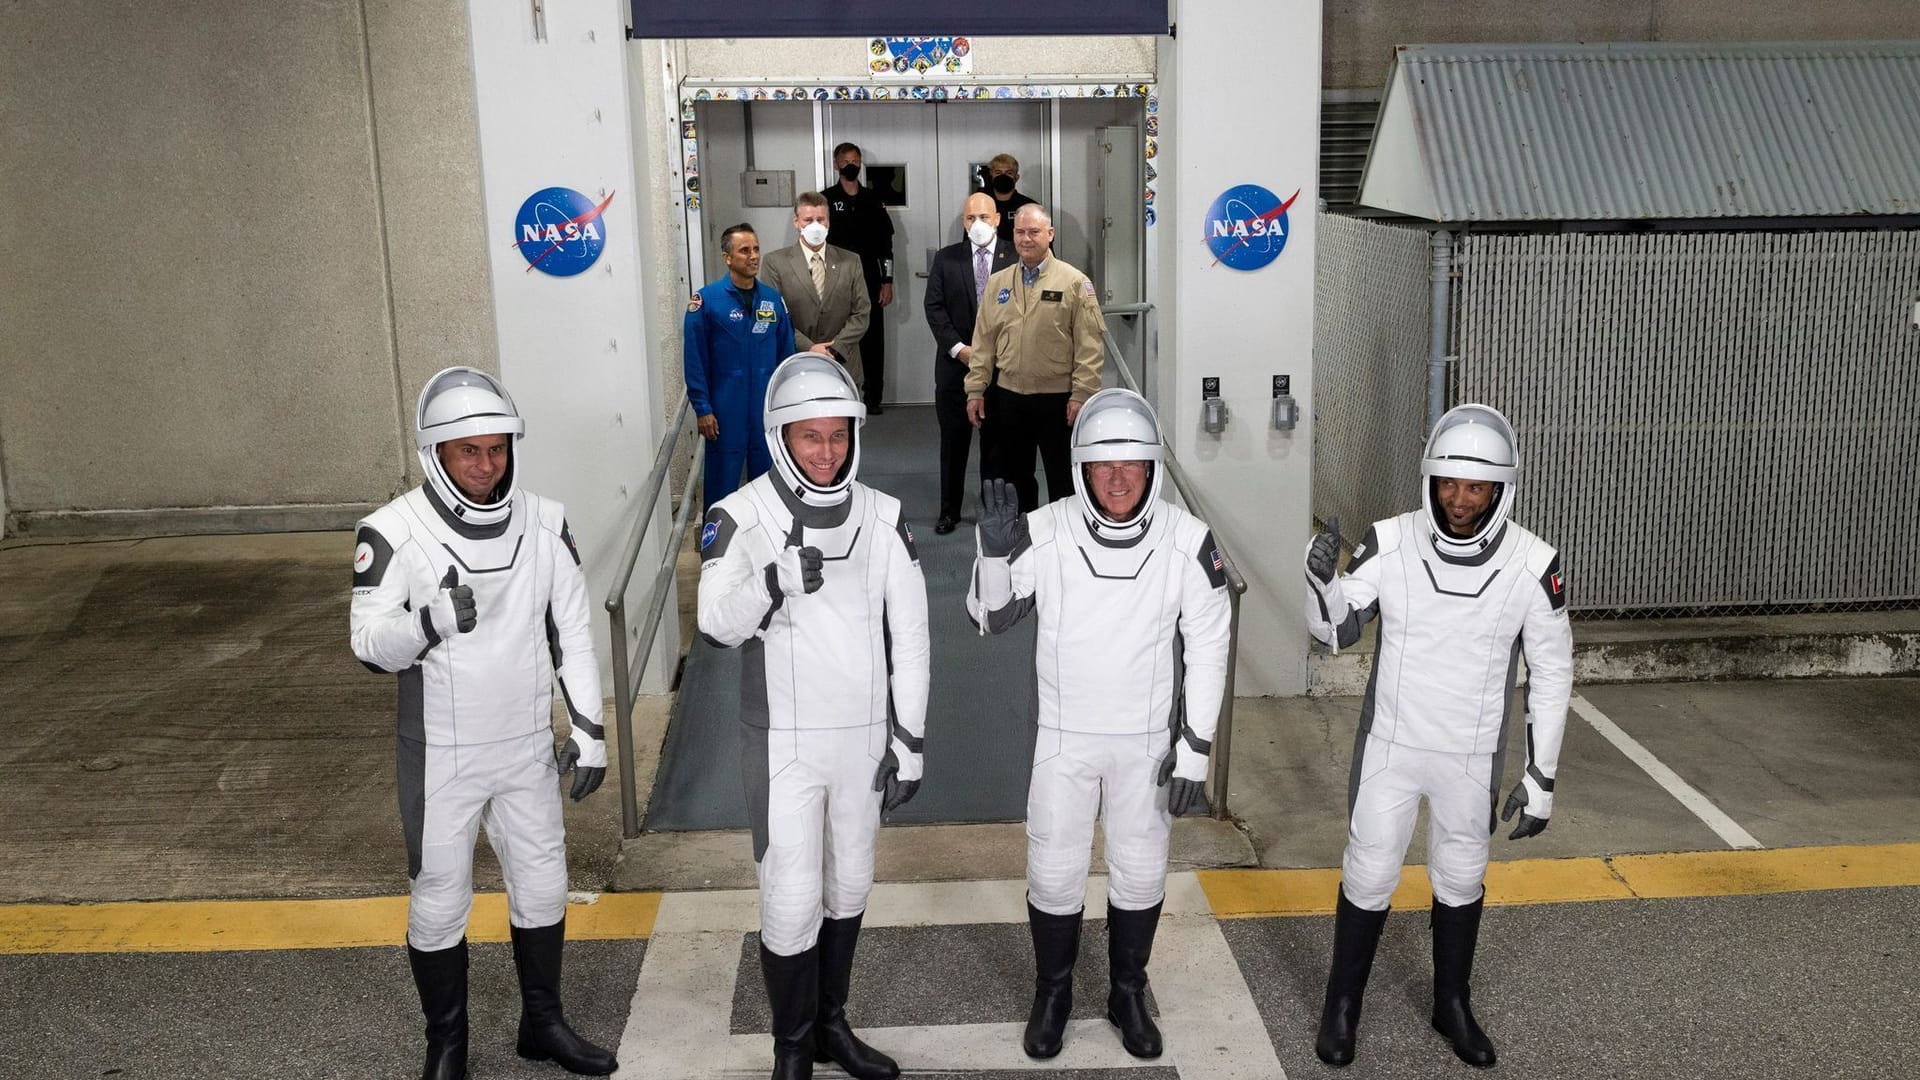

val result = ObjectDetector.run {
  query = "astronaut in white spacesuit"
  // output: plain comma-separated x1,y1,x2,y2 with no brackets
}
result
696,353,931,1080
350,367,616,1080
967,388,1233,1062
1302,403,1573,1069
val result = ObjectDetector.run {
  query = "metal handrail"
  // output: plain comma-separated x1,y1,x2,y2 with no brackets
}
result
604,394,705,839
1099,306,1250,821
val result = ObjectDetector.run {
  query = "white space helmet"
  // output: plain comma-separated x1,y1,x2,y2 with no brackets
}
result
1070,388,1165,540
1420,403,1518,556
764,353,867,506
416,366,524,526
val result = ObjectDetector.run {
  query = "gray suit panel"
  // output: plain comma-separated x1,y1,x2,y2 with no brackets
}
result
760,242,871,389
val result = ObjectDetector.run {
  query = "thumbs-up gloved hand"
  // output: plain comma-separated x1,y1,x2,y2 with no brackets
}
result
1306,516,1342,585
765,520,825,598
426,565,477,638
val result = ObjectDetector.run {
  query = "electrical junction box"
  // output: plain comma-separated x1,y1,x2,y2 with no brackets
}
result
741,170,795,208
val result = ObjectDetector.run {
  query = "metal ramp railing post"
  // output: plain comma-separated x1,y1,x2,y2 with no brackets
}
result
605,395,704,840
1100,306,1250,821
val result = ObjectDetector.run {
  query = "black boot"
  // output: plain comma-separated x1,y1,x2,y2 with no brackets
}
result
1431,896,1497,1068
1022,901,1083,1059
762,941,820,1080
1105,901,1163,1059
510,920,619,1075
1314,891,1390,1067
407,939,469,1080
812,915,899,1079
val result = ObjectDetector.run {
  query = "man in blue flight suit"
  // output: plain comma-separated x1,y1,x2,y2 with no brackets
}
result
686,223,798,510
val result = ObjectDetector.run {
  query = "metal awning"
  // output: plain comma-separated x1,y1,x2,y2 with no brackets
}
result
1358,41,1920,222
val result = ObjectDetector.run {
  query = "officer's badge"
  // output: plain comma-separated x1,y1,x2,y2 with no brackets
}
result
687,293,703,312
997,287,1011,304
756,300,777,322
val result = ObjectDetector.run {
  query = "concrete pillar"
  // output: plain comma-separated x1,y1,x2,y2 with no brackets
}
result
466,0,670,692
1161,1,1322,695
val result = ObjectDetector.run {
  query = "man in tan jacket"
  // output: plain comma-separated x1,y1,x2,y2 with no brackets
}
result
965,204,1106,512
761,191,873,390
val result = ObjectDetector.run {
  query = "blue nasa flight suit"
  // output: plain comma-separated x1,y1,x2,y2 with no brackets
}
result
684,276,796,510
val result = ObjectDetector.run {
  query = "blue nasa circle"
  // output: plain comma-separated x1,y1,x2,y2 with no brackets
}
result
514,187,608,277
1204,183,1291,271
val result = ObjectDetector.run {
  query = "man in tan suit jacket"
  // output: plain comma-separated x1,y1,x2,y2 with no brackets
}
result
760,192,872,390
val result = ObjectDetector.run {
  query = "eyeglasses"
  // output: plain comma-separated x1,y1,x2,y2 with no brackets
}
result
1086,461,1148,478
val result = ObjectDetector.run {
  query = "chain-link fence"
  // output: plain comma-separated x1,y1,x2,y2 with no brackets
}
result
1316,214,1920,619
1454,229,1920,617
1312,213,1430,538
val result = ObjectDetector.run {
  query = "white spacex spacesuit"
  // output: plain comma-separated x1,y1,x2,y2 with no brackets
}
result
351,366,615,1080
1302,403,1572,1070
968,388,1232,1062
697,353,929,1080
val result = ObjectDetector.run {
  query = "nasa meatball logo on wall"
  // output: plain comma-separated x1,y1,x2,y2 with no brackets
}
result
1204,184,1301,271
513,187,615,276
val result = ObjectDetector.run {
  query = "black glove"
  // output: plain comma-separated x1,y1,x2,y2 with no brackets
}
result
767,520,825,597
1306,517,1342,585
1156,752,1208,816
556,737,607,802
872,760,921,815
1500,782,1548,839
977,478,1028,559
427,565,477,636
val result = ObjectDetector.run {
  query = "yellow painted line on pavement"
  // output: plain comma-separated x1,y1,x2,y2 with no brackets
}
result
1611,843,1920,899
1198,843,1920,918
0,892,659,955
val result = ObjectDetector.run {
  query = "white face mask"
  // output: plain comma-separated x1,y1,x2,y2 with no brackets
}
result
799,221,829,248
967,219,996,247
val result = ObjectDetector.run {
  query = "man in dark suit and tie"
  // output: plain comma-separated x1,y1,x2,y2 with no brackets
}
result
924,192,1016,535
761,191,873,391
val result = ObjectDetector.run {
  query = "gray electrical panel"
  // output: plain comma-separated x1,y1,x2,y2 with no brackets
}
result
741,170,795,208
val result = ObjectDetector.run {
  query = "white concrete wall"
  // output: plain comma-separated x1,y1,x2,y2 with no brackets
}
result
468,0,668,692
1161,2,1323,696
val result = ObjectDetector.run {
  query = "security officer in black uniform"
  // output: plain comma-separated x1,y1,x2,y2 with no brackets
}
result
822,142,895,414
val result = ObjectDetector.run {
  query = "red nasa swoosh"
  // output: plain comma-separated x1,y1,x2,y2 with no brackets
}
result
1210,188,1301,268
515,191,617,273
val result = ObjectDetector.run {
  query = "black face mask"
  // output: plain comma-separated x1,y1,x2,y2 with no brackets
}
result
838,162,861,181
991,173,1016,195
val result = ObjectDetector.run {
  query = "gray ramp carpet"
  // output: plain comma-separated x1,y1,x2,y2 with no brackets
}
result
644,404,1044,830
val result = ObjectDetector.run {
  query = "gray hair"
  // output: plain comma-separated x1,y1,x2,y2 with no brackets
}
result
1014,203,1052,230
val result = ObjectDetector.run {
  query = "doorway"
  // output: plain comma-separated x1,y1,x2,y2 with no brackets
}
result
689,93,1147,406
826,101,1047,405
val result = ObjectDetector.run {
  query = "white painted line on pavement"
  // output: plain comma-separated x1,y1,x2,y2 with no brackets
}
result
1154,910,1291,1080
726,1020,1153,1071
1570,694,1762,850
613,873,1285,1079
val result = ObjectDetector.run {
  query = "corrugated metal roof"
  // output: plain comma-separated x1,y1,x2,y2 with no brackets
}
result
1358,41,1920,222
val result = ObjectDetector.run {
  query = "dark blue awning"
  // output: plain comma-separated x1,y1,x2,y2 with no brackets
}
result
629,2,1168,38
